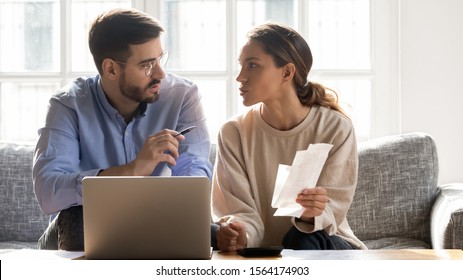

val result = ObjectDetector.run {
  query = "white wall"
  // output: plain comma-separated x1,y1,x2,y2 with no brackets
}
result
400,0,463,184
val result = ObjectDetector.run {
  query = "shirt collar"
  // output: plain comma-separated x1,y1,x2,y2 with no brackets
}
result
96,76,119,120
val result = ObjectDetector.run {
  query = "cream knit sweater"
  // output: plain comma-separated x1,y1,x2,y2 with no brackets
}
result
212,104,367,249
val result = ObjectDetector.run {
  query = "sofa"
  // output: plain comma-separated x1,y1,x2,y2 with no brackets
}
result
1,132,462,250
346,132,463,249
0,141,49,249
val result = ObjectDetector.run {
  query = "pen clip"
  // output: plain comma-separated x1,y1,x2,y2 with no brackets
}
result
174,125,196,137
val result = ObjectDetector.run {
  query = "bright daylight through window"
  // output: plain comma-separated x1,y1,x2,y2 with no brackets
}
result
0,0,373,142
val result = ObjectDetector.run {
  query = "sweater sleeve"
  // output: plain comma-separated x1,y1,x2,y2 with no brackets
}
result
211,121,265,247
293,119,358,235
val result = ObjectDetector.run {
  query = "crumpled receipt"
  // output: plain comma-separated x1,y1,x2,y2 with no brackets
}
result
271,143,333,217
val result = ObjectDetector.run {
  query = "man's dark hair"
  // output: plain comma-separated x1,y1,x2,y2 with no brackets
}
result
88,8,164,74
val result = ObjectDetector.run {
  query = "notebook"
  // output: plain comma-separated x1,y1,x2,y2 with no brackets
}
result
82,176,212,260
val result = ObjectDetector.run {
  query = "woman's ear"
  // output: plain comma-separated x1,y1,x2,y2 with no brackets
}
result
101,58,119,80
283,63,296,82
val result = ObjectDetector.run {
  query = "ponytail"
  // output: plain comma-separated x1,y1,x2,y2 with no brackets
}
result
297,81,350,120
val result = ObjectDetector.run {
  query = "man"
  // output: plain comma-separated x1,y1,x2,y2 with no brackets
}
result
33,8,212,250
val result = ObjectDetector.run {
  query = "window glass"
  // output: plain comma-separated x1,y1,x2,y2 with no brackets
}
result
0,82,59,142
0,0,60,72
236,0,296,59
0,0,131,141
195,80,227,141
0,0,376,143
162,0,227,71
316,78,372,140
308,0,371,70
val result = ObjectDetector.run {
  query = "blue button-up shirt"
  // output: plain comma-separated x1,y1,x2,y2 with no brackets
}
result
33,73,212,216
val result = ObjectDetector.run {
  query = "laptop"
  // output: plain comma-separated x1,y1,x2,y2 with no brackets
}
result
82,176,212,260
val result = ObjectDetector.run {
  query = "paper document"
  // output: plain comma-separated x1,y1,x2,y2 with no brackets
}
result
271,143,333,217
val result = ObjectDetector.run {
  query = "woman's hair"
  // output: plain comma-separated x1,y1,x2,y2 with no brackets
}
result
88,8,164,74
247,23,348,118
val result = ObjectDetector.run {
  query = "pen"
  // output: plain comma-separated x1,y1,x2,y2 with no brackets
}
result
174,126,196,137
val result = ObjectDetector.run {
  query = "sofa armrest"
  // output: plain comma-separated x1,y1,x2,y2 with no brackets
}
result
431,183,463,249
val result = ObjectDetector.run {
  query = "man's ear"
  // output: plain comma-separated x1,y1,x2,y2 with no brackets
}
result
283,63,296,81
101,58,119,80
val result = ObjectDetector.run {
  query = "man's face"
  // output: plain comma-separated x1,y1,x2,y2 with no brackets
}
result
118,38,166,103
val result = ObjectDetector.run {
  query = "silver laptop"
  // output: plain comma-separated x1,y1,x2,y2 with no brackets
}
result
82,176,212,260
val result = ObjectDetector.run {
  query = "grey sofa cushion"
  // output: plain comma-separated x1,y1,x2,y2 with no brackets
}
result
0,142,48,242
347,133,439,248
431,184,463,249
446,210,463,248
0,241,38,249
363,237,430,250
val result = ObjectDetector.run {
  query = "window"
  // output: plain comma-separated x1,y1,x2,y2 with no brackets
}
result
152,0,389,141
0,0,398,143
0,0,131,142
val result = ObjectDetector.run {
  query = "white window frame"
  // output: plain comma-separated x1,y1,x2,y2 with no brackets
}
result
370,0,401,137
0,0,141,101
0,0,399,141
145,0,400,140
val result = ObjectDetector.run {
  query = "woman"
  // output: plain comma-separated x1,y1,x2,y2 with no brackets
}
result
212,23,366,251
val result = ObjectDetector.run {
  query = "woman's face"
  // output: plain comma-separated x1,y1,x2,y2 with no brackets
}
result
236,39,286,107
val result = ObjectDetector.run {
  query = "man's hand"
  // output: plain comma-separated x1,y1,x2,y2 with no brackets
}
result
132,129,185,175
98,129,184,176
296,187,329,223
216,221,247,252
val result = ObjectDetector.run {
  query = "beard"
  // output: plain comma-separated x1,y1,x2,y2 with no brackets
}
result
118,72,161,103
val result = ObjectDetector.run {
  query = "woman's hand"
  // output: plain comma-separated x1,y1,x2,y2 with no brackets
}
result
296,187,329,223
216,221,247,252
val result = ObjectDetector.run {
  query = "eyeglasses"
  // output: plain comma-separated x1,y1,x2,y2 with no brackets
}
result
114,51,169,77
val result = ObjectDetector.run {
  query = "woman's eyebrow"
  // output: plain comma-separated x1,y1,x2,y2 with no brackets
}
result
239,56,260,63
